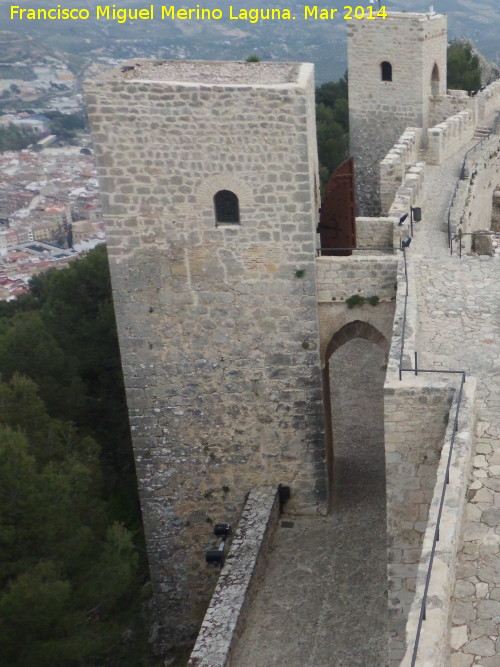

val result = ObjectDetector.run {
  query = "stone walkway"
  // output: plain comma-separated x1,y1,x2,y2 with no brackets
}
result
410,140,500,666
231,339,389,666
230,135,499,666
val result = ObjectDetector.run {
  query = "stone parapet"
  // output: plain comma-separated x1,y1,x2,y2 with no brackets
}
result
386,163,426,223
386,250,416,381
380,128,423,214
476,79,500,123
401,377,477,667
429,89,473,128
315,254,398,303
188,487,280,667
385,377,455,665
450,135,500,253
426,109,476,165
355,216,395,249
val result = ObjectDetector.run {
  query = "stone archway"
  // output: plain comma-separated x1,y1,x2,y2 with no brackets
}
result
322,320,389,509
325,319,390,360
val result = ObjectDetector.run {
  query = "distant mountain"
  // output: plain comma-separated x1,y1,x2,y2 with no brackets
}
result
0,1,498,84
396,1,500,67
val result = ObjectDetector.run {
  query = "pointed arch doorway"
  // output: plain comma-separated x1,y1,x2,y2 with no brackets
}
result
322,320,389,511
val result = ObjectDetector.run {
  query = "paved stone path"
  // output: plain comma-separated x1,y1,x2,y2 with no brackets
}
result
410,140,500,666
231,339,389,666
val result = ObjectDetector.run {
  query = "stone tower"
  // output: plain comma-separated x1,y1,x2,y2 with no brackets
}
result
84,61,326,645
348,11,447,214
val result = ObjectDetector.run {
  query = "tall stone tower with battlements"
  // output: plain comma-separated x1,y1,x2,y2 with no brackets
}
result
348,11,447,215
84,61,326,645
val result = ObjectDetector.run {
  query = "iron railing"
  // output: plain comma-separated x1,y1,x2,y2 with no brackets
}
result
451,230,500,257
404,364,466,667
460,133,493,180
316,246,395,256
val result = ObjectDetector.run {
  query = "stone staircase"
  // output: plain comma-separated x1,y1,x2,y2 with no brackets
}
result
474,125,492,139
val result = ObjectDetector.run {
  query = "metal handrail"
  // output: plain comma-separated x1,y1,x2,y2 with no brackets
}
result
460,133,493,180
316,246,395,255
404,366,466,666
398,249,409,381
447,179,461,248
451,230,500,258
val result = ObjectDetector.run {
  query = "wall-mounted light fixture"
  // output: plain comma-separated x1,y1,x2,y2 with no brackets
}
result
205,524,232,567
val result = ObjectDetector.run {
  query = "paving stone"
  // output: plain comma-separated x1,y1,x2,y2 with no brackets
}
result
462,636,495,656
469,619,498,639
452,601,477,625
482,509,500,527
450,654,474,667
475,582,489,598
450,625,469,649
477,657,500,667
477,556,500,584
455,580,476,598
477,599,500,619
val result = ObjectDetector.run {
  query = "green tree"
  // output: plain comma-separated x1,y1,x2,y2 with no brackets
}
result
447,40,481,93
315,73,350,193
0,124,36,151
0,247,159,665
27,247,136,502
0,311,85,423
0,381,142,666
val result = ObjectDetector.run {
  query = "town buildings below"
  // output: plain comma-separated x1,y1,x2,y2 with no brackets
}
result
0,146,105,300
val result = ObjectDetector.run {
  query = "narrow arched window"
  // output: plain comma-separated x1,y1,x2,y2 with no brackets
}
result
381,61,392,82
214,190,240,224
431,63,440,96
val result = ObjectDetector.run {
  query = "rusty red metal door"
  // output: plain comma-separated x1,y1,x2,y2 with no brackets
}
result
317,158,356,256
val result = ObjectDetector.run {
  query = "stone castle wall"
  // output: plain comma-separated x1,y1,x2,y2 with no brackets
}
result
188,487,280,667
355,216,395,248
316,254,398,303
380,128,423,214
348,12,447,215
401,380,476,667
461,137,500,239
476,79,500,123
428,89,472,127
84,61,326,646
426,109,477,165
385,380,454,664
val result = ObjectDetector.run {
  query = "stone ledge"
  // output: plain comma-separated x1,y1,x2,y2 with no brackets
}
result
401,377,477,666
188,486,280,667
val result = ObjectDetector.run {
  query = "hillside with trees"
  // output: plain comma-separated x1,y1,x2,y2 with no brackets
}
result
0,246,160,666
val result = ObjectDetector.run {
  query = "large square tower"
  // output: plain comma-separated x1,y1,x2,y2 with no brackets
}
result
348,11,447,214
85,61,325,645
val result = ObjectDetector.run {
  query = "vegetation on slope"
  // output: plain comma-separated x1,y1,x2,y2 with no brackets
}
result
316,72,349,193
0,246,160,666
